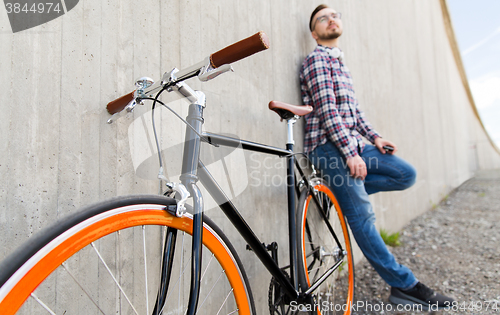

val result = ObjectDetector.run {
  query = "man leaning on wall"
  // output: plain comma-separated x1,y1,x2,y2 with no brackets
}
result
299,4,454,310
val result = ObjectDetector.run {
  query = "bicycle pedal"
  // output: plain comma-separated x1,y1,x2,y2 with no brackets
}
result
246,242,277,251
245,243,265,251
266,242,279,251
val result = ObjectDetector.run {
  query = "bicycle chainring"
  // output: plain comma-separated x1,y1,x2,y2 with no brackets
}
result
268,271,294,314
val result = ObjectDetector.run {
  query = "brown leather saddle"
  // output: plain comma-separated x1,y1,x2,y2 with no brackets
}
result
268,101,313,120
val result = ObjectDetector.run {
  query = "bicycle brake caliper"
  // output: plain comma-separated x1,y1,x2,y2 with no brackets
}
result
164,182,190,217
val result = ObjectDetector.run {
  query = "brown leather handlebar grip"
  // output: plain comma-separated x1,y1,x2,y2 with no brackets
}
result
210,31,270,68
106,91,135,115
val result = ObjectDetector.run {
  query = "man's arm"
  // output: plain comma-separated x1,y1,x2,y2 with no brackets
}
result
302,55,359,160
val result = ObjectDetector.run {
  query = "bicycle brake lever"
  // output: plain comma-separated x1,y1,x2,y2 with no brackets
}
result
198,64,234,82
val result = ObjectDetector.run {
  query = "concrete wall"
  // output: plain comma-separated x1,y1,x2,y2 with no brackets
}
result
1,0,499,313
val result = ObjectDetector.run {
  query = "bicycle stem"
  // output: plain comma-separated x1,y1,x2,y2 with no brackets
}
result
168,80,206,105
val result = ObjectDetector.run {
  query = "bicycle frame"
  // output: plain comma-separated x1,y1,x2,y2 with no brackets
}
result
156,84,346,314
200,131,347,299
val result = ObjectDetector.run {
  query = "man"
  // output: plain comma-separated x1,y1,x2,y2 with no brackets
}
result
299,4,454,310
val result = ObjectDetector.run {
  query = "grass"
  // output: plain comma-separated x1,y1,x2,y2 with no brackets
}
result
337,261,347,278
380,229,401,247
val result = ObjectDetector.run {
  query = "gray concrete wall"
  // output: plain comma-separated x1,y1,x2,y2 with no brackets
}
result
1,0,499,313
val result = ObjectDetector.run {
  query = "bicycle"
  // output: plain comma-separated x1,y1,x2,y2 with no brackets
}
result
0,31,354,315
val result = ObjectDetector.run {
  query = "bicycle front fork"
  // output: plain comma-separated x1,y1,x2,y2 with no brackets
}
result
156,96,206,315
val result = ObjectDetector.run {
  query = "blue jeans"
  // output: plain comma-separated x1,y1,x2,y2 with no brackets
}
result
308,141,418,290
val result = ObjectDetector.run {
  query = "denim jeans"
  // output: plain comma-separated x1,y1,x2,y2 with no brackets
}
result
308,141,418,290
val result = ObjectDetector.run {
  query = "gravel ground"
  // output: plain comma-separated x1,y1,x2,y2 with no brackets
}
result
352,170,500,315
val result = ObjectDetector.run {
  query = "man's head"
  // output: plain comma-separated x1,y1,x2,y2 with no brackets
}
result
309,4,343,44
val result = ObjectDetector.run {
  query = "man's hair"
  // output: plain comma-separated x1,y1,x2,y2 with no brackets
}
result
309,4,330,31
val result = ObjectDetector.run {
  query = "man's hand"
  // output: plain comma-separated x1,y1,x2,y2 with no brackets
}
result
346,155,367,180
374,137,398,155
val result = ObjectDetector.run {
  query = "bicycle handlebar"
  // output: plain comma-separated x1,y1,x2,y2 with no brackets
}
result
106,31,270,115
209,31,269,68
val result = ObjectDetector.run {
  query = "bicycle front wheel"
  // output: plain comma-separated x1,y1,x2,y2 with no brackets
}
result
0,195,255,315
296,179,354,315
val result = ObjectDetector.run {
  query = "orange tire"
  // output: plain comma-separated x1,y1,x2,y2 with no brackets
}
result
0,195,254,315
296,179,355,315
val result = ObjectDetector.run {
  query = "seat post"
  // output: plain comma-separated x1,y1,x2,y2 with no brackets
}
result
287,116,298,146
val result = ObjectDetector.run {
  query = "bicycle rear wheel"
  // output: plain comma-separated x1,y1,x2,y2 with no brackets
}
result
296,179,354,315
0,195,255,315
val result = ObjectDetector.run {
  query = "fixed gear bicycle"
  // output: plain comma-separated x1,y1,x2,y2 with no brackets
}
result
0,32,354,315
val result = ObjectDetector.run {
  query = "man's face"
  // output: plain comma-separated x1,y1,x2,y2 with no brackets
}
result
311,8,343,41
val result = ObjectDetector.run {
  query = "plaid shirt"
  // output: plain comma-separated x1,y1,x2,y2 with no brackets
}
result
300,45,380,159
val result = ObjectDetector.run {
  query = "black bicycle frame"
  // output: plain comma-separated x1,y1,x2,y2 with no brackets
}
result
199,132,299,299
166,102,345,314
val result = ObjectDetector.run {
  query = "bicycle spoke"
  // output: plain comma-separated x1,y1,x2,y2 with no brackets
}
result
161,255,192,310
307,256,337,275
180,268,229,315
179,232,185,313
91,242,139,315
142,225,150,315
304,240,324,246
216,288,234,315
308,265,324,273
196,269,225,312
161,233,192,315
156,226,167,315
30,293,56,315
61,262,107,315
200,253,215,282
